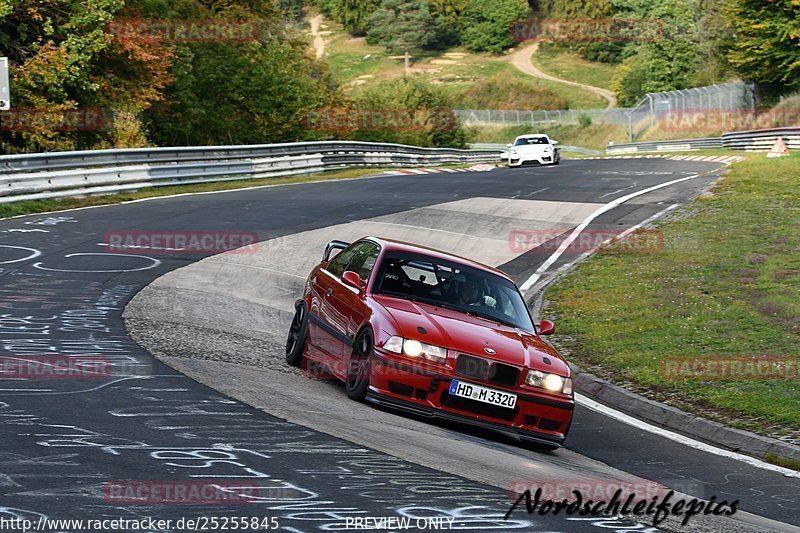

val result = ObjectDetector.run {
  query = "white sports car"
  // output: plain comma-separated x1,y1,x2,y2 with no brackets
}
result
502,134,560,167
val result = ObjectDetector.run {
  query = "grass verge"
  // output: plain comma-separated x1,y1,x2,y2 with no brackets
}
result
322,18,607,110
0,167,403,220
543,153,800,445
530,46,617,91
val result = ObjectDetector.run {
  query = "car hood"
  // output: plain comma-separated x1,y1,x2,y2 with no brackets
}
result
373,295,569,377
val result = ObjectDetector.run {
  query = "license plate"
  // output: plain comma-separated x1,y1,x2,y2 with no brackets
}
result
449,380,517,409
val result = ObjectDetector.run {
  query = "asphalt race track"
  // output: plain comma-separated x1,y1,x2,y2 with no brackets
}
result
1,158,798,533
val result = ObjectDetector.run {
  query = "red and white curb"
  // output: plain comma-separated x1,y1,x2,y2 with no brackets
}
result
586,154,746,163
669,154,746,163
383,163,496,176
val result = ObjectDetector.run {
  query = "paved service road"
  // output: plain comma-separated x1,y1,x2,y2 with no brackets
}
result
1,159,797,532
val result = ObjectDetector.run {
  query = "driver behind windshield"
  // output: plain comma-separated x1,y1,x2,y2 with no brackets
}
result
455,275,496,308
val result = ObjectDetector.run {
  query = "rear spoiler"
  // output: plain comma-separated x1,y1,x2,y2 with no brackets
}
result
323,240,351,262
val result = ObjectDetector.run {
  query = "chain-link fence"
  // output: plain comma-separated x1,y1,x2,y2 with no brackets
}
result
454,108,630,127
456,82,756,142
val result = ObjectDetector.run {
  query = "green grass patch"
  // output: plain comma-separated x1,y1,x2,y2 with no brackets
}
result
765,452,800,470
321,18,607,110
0,167,398,220
531,46,617,91
544,154,800,437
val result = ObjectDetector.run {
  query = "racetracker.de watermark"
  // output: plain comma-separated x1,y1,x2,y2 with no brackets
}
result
0,108,110,132
103,230,262,255
103,480,262,504
508,229,664,255
510,18,664,43
303,108,457,133
660,356,800,381
657,108,800,133
106,19,262,43
0,356,112,379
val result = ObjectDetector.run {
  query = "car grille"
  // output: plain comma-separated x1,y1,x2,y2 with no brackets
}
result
456,354,520,387
456,354,488,379
489,363,520,387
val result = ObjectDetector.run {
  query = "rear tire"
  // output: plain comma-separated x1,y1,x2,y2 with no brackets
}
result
285,302,309,367
345,328,374,401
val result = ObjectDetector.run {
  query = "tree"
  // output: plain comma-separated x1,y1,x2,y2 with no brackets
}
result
609,0,706,105
0,0,342,151
460,0,530,53
723,0,800,90
538,0,622,63
315,0,382,36
142,1,340,146
0,0,171,152
428,0,468,46
346,76,469,148
366,0,437,69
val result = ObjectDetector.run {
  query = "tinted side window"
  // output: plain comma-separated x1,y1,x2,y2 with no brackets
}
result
326,246,358,277
347,243,381,281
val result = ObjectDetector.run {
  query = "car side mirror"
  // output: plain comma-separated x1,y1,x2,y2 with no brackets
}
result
342,270,364,291
538,320,556,336
506,143,512,148
551,140,559,145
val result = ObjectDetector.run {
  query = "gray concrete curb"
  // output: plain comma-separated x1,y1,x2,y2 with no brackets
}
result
571,365,800,464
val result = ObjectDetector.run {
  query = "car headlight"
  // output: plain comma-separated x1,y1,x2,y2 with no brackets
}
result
526,370,571,394
509,149,518,155
383,336,447,364
544,146,553,152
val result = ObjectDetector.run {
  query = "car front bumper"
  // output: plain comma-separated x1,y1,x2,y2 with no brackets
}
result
366,351,573,448
509,153,556,166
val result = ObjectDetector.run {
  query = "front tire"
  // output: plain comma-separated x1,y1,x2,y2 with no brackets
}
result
345,328,374,401
285,302,309,367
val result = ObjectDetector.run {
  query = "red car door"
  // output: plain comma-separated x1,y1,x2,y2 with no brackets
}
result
309,245,359,359
325,242,381,355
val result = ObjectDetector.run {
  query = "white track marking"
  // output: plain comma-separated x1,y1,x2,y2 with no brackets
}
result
0,245,42,264
32,253,161,273
526,204,679,298
577,393,800,479
521,172,704,292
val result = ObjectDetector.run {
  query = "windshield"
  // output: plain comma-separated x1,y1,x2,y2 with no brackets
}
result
373,251,535,332
514,137,549,146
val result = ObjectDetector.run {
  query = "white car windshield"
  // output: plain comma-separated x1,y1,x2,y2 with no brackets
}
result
514,137,549,146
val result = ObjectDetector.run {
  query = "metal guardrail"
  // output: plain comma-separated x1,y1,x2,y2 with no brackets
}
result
721,127,800,151
606,138,723,155
606,127,800,154
0,141,499,204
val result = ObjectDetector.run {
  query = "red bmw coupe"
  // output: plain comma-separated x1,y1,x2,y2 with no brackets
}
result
285,237,574,450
